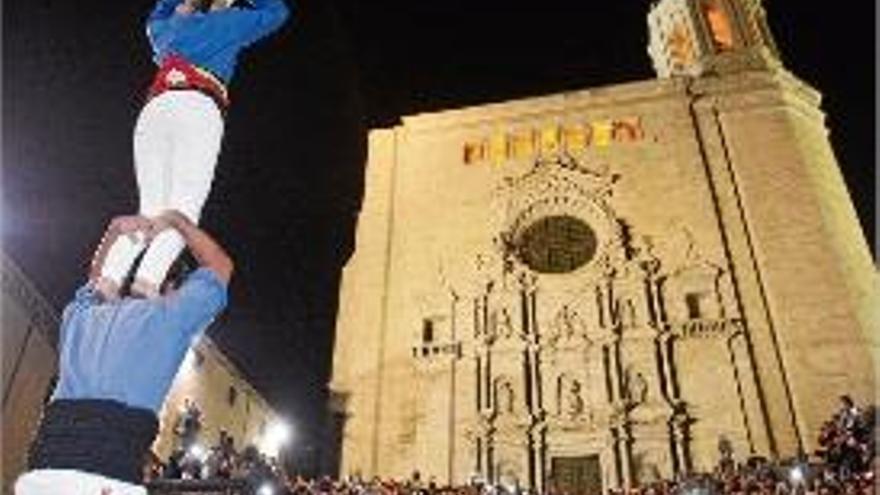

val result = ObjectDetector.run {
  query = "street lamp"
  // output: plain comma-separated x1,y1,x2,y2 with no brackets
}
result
188,444,207,461
790,463,808,486
259,420,292,458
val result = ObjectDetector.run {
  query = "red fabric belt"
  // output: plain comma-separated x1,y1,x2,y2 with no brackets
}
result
147,55,229,110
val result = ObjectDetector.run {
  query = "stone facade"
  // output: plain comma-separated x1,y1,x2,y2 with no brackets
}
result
153,337,280,463
330,0,878,492
2,253,59,494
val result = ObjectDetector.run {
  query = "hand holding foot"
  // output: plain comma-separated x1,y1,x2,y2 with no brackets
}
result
110,215,154,243
91,215,153,300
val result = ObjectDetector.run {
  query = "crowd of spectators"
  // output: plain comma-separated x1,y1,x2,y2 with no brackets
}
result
145,396,875,495
143,400,288,494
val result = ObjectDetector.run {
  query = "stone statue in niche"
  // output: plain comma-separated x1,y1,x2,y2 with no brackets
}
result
632,451,667,485
615,218,636,260
496,381,515,415
622,366,648,407
682,227,704,266
560,377,585,418
670,400,694,434
496,459,521,488
497,307,515,338
633,235,661,275
493,232,517,277
618,298,638,328
638,460,662,485
558,306,578,339
717,435,735,476
549,305,593,349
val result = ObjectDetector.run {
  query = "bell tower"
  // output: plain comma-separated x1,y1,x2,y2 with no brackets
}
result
647,0,782,77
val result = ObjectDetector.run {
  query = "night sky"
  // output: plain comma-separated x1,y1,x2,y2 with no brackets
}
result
3,0,874,470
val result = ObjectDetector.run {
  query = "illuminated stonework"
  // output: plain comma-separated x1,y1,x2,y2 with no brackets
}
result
2,254,58,495
153,338,280,462
463,119,643,166
702,0,734,51
647,0,782,78
331,1,878,493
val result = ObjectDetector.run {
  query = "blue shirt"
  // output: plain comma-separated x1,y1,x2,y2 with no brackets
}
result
52,268,228,413
147,0,291,84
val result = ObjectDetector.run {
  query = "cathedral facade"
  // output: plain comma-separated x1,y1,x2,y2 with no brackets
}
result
330,0,878,493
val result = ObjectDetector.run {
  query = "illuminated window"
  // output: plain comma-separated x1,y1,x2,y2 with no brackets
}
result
702,0,734,51
612,118,644,142
563,125,588,153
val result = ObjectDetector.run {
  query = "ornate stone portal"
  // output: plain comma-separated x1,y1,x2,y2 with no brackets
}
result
402,154,750,491
330,0,877,492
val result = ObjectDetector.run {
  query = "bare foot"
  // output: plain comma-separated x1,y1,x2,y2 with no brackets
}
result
130,278,160,299
94,277,120,301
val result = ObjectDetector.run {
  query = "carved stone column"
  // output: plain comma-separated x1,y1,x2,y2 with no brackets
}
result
612,420,634,489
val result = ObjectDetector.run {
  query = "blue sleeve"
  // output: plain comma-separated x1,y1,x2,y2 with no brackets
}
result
146,0,184,53
212,0,291,49
161,268,229,339
148,0,183,23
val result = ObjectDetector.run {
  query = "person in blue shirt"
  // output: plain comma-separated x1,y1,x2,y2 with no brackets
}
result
15,210,234,495
98,0,289,301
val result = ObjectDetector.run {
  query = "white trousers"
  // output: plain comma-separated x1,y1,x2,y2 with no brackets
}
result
100,91,224,287
15,469,148,495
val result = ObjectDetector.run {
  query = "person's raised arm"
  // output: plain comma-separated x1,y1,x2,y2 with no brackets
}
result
152,210,234,285
217,0,291,48
146,0,187,52
148,0,186,23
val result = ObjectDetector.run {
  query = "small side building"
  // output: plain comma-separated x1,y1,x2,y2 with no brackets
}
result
2,253,59,494
154,338,281,463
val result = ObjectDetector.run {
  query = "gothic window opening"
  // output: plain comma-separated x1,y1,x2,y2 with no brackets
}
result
422,319,434,343
685,292,705,320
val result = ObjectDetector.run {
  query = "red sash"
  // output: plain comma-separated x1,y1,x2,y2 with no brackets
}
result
147,54,229,110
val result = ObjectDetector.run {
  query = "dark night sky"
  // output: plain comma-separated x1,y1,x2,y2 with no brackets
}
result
3,0,875,466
